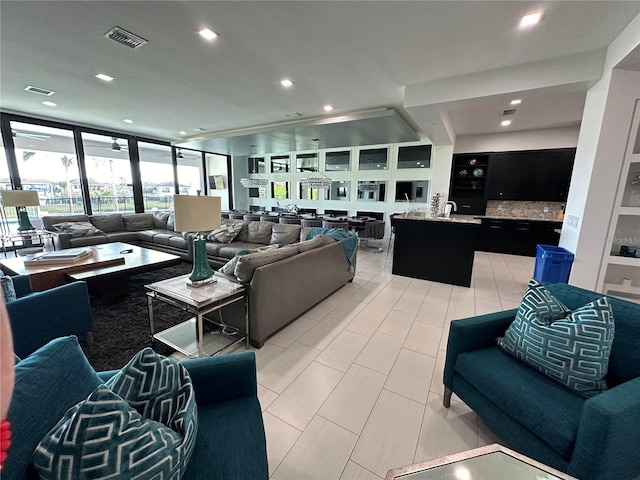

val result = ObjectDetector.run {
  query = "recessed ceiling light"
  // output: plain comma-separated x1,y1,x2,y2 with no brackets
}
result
179,131,187,135
198,28,218,40
323,104,334,112
520,12,542,27
123,119,133,124
42,101,56,107
280,78,294,88
95,73,114,82
510,99,522,105
501,120,512,127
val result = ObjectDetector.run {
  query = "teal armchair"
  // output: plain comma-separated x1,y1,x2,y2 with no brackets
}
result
443,283,640,480
5,275,93,358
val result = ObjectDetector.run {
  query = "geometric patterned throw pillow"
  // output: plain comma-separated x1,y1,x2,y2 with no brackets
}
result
33,385,184,480
498,296,615,398
207,221,244,243
517,278,572,325
106,348,198,461
33,348,198,480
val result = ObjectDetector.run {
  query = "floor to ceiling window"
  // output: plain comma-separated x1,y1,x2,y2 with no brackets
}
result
139,142,175,212
177,149,204,196
81,132,135,214
6,121,80,226
206,152,230,210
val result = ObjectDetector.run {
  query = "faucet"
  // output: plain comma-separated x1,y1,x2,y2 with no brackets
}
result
444,201,457,218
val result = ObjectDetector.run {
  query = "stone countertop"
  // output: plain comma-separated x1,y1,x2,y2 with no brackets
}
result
393,212,481,225
474,215,563,223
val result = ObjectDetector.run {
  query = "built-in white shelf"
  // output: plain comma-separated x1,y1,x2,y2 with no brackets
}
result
607,255,640,267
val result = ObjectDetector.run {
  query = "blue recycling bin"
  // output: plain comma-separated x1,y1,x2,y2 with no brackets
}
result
533,245,574,283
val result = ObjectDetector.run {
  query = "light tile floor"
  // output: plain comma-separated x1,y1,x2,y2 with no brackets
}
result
242,248,534,479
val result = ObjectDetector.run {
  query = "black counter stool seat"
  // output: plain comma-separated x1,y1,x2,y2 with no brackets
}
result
279,217,301,225
260,215,280,223
359,220,385,252
243,214,262,222
301,219,323,228
229,213,246,220
322,220,349,231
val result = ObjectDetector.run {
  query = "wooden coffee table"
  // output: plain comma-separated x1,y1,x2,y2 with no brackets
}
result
0,242,181,296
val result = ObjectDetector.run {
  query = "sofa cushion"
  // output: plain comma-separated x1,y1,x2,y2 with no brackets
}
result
166,213,175,231
270,223,301,245
68,235,109,248
298,235,335,253
234,245,298,282
53,221,103,237
455,347,584,459
33,386,187,480
90,214,125,233
498,296,614,398
122,213,155,231
42,214,90,232
208,222,244,243
153,211,171,229
246,221,273,245
4,337,103,480
168,235,187,249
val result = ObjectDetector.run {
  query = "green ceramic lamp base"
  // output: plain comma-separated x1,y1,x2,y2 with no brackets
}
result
188,236,214,286
16,210,36,231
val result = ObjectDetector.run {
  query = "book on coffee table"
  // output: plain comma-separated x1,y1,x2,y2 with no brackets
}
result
23,247,94,265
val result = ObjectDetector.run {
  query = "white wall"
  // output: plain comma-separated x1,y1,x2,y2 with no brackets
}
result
453,127,579,153
230,139,448,237
560,12,640,289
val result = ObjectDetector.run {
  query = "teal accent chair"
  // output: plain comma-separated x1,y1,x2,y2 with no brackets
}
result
443,283,640,480
6,337,269,480
5,275,94,358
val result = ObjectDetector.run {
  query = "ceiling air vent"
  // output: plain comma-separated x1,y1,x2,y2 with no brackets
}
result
502,109,516,116
24,85,55,96
104,26,148,49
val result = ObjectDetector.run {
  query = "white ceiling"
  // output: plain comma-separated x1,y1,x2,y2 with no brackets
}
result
1,1,638,155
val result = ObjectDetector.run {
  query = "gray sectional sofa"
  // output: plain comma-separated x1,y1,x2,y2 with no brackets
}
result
41,213,357,347
41,212,190,260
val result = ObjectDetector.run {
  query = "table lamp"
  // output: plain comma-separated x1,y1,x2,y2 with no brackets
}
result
0,190,40,232
173,194,221,287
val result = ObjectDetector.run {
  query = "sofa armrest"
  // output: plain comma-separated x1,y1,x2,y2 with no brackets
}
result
443,309,517,389
6,281,93,358
181,351,258,405
568,377,640,480
51,232,72,250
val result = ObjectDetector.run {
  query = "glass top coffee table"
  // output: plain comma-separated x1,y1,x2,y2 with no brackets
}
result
385,444,576,480
146,273,248,358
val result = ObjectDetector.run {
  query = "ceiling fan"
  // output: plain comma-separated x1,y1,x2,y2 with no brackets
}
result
12,131,50,141
109,137,128,151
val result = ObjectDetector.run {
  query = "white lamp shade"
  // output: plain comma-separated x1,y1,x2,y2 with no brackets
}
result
0,189,40,207
173,195,221,232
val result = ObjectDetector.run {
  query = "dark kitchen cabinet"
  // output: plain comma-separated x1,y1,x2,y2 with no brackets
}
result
478,219,562,256
487,148,575,201
449,154,490,215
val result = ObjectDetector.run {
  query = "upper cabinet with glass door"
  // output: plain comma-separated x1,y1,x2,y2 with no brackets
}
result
325,151,350,172
359,148,387,171
397,145,432,169
271,155,290,173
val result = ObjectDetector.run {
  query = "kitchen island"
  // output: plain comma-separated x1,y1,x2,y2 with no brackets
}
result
392,212,481,287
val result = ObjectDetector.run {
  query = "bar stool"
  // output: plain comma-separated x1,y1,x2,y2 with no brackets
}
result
243,214,262,222
260,215,279,223
301,219,323,228
322,220,349,231
279,217,301,225
228,213,245,220
359,220,385,252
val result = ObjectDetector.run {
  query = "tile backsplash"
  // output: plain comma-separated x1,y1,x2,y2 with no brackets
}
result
485,200,566,220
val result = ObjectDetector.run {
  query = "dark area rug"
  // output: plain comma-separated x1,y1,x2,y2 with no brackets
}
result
80,262,193,371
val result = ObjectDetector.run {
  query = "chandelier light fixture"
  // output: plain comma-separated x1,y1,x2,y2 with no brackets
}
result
299,138,332,189
240,145,269,188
